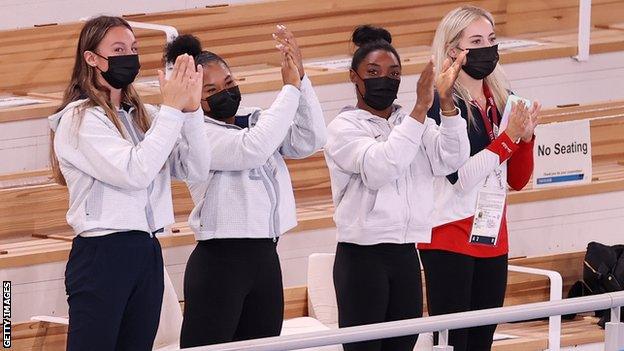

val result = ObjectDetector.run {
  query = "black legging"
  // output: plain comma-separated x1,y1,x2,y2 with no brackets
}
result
333,242,423,351
420,250,508,351
180,238,283,348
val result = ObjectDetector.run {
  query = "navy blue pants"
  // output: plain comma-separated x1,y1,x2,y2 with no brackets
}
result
65,231,164,351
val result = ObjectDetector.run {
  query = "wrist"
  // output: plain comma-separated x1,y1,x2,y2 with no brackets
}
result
505,130,521,143
182,103,200,113
410,105,428,123
521,134,535,143
439,96,455,111
441,107,459,117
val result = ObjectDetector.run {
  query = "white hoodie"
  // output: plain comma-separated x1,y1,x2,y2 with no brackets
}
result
48,99,211,237
324,105,470,245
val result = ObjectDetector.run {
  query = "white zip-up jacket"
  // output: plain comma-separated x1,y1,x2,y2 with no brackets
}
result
49,99,211,237
324,105,470,245
187,76,327,240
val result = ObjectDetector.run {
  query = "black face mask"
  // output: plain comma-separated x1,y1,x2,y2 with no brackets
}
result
458,44,499,80
95,53,141,89
354,71,400,111
206,86,242,120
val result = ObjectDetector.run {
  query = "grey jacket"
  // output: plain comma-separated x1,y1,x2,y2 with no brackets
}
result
187,77,327,240
49,99,211,237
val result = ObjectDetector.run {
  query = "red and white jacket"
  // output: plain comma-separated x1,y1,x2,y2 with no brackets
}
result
418,87,534,257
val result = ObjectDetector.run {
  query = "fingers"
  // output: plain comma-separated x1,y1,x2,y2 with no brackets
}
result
183,55,196,82
441,57,452,73
275,42,294,56
530,100,542,118
178,55,190,82
195,64,204,79
191,64,203,87
274,34,300,59
420,58,434,80
157,69,166,89
455,49,469,67
448,49,468,76
285,52,297,69
274,24,295,42
170,54,187,81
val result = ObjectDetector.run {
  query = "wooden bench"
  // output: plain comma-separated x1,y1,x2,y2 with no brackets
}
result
10,251,603,351
1,0,623,123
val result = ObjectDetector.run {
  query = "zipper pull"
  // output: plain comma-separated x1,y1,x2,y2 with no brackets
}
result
273,236,277,243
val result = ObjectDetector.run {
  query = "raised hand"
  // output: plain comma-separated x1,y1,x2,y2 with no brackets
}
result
158,54,203,112
273,24,304,79
522,100,541,142
436,50,468,100
505,101,530,142
411,59,435,122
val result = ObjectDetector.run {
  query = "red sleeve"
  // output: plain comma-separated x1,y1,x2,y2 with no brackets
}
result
507,136,534,191
486,132,519,164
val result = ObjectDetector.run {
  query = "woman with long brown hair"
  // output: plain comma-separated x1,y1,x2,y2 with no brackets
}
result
48,16,210,350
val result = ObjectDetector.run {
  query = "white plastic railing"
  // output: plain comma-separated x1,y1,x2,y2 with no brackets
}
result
177,291,624,351
125,20,178,79
508,264,563,351
125,20,178,43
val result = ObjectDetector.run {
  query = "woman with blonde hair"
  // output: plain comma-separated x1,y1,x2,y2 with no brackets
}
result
418,6,541,351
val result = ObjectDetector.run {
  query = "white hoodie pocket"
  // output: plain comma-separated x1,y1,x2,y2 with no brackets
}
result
362,181,406,229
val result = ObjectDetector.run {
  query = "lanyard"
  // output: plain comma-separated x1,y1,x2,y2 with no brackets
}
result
472,84,499,142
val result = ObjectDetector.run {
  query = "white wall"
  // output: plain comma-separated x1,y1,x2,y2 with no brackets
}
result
0,0,262,30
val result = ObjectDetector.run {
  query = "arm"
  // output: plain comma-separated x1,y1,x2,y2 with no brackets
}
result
60,105,185,190
452,132,520,194
507,136,534,190
325,115,425,190
279,75,327,158
421,110,470,176
209,85,301,171
169,107,212,182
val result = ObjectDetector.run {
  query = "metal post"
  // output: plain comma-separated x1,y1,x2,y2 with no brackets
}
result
574,0,592,62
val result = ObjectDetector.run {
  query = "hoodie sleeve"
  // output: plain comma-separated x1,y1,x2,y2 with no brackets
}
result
453,132,520,195
208,84,301,171
279,75,327,159
420,110,470,176
325,113,426,190
55,104,185,190
168,107,212,182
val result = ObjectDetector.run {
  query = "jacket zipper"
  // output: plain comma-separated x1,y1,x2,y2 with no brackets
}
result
259,165,279,242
